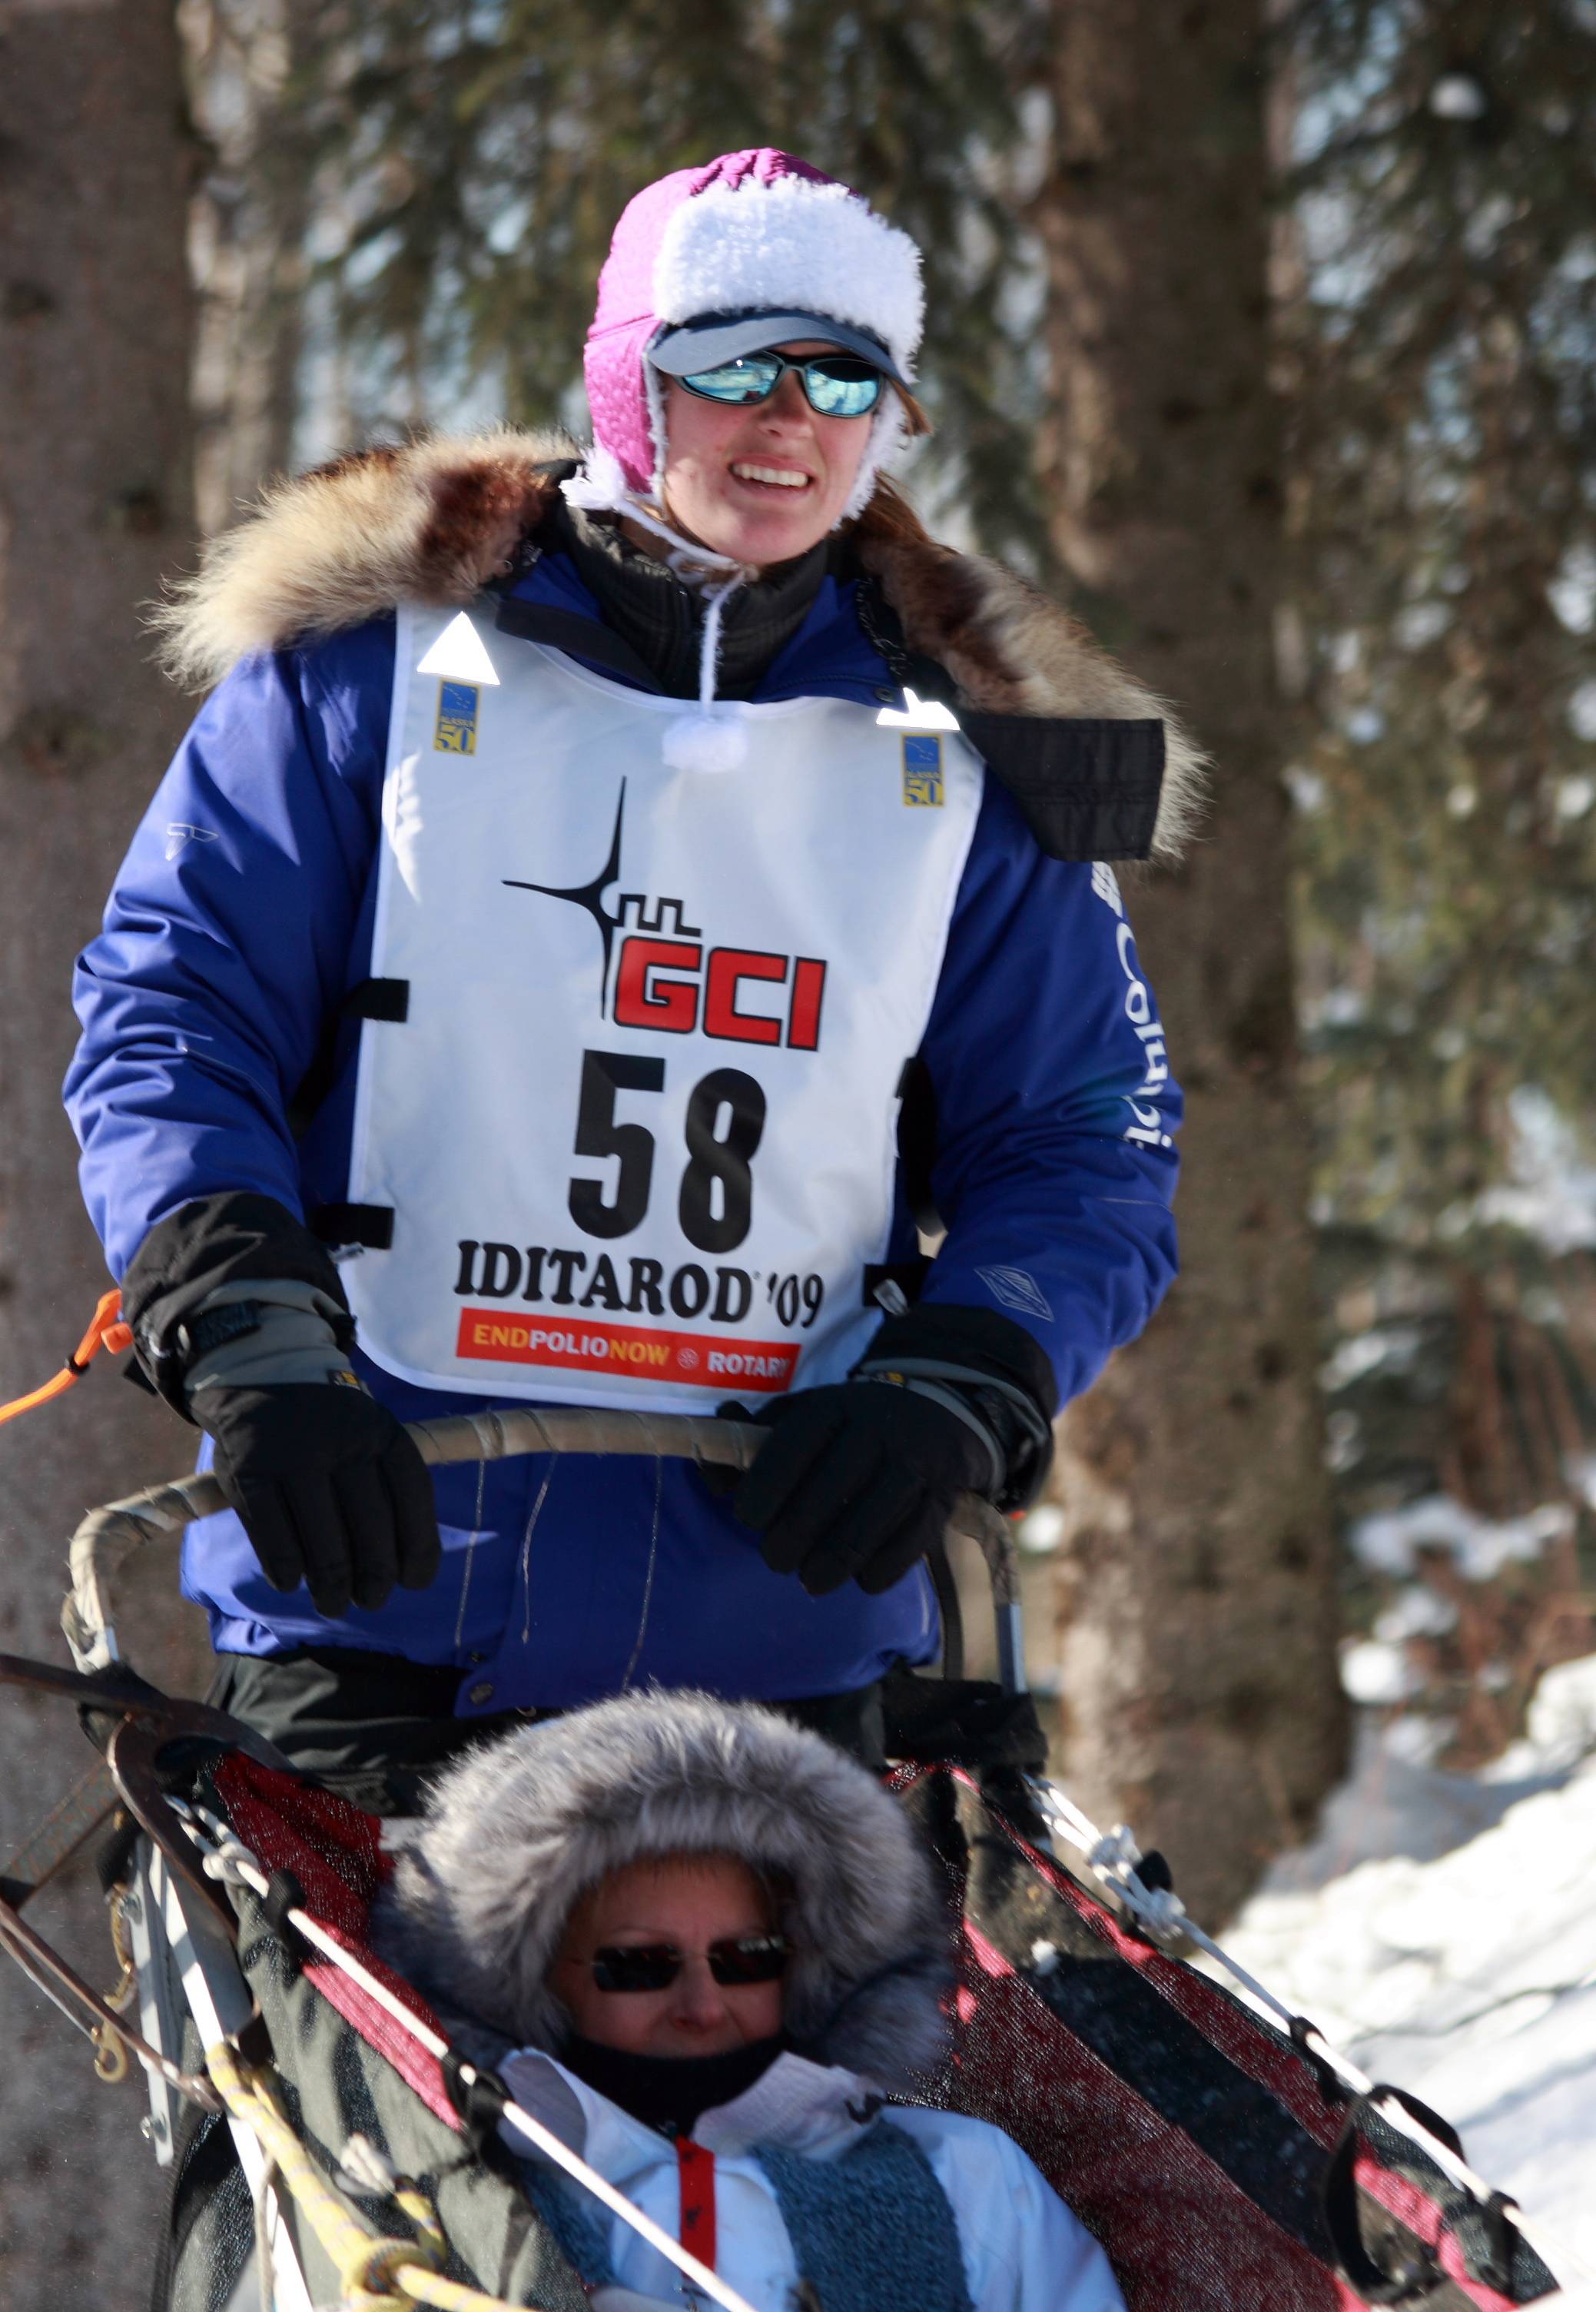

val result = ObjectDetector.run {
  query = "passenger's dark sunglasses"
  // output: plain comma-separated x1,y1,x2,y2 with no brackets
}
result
581,1934,791,1995
677,350,884,418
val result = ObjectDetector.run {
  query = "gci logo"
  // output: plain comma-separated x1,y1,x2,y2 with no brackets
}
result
505,781,827,1050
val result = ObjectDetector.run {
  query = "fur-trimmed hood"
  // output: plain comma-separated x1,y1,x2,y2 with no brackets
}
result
154,429,1203,861
370,1691,952,2095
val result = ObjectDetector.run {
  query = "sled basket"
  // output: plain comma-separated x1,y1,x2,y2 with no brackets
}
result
895,1764,1557,2312
179,1749,1558,2312
0,1400,1563,2309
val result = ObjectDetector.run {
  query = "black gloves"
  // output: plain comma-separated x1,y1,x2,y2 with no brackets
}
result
191,1383,440,1619
122,1191,353,1414
124,1194,443,1620
729,1380,997,1596
724,1303,1057,1598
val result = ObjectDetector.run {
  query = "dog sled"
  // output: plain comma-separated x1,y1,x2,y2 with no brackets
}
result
0,1397,1573,2310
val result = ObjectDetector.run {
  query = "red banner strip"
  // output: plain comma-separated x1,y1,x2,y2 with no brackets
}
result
455,1307,798,1392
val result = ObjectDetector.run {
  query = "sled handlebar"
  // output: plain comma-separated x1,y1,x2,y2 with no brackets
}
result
61,1406,1023,1689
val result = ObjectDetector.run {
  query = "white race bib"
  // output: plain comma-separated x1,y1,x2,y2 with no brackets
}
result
340,604,982,1408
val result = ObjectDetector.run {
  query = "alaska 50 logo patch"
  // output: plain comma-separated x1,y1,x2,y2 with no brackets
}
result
434,680,479,752
901,733,944,806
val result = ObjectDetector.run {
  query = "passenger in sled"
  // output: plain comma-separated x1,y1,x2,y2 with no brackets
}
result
374,1686,1126,2312
67,148,1195,1801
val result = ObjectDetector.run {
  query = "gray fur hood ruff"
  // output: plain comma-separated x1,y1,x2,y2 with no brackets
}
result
370,1691,953,2094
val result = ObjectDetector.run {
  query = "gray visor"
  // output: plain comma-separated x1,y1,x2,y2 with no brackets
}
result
649,309,907,388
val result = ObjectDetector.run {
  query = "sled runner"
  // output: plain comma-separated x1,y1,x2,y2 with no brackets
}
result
0,1408,1570,2310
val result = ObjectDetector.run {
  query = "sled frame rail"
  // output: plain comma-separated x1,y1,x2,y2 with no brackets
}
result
61,1406,1022,1686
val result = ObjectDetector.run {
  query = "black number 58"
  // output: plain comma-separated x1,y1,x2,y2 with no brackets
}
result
569,1051,767,1254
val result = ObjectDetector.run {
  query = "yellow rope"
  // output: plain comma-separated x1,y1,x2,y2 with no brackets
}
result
390,2271,546,2310
204,2038,551,2312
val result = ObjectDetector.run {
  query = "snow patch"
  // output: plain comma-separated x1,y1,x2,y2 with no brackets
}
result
1341,1637,1424,1706
1429,73,1488,121
1305,984,1368,1035
1458,1087,1596,1253
1213,1664,1596,2303
1485,1655,1596,1782
1018,1503,1066,1555
1374,1583,1460,1643
1322,1324,1421,1390
1351,1493,1574,1581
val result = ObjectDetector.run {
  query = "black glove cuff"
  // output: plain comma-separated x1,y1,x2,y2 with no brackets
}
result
121,1192,352,1416
961,1381,1053,1510
860,1302,1060,1420
859,1373,1008,1497
857,1301,1057,1510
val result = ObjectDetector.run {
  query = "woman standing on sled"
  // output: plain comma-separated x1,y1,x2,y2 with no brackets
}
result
66,148,1196,1802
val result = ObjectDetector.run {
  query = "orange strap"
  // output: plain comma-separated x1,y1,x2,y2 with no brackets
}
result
676,2138,717,2274
0,1289,133,1429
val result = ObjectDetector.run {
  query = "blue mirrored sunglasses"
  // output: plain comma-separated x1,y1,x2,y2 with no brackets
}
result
676,350,884,419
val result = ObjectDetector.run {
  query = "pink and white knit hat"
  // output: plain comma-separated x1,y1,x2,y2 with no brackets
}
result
576,148,925,526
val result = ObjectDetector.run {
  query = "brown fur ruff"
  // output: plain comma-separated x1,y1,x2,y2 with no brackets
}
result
154,429,1203,859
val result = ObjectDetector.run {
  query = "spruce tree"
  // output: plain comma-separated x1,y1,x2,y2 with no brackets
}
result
1288,1,1596,1254
1276,0,1596,1732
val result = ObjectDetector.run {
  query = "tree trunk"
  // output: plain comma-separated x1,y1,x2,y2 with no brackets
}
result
1032,0,1345,1925
187,0,312,530
0,2,210,2298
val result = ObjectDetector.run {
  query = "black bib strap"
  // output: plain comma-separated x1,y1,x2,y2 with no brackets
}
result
894,1055,942,1240
862,1258,934,1311
287,978,411,1138
353,977,410,1023
494,596,667,693
309,1204,394,1252
957,712,1165,862
853,573,1167,862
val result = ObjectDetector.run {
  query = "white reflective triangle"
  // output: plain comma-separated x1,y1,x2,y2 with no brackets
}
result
874,685,961,731
416,611,502,685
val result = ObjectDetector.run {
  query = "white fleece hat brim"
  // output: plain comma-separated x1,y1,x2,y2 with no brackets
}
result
652,176,924,384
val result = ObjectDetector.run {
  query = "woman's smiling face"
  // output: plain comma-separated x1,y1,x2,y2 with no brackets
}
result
655,342,874,565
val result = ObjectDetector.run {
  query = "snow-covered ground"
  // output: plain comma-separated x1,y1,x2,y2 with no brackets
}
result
1210,1656,1596,2304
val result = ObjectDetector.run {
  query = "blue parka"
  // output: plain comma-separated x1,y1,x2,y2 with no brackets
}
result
65,444,1187,1716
